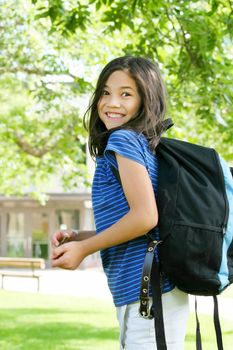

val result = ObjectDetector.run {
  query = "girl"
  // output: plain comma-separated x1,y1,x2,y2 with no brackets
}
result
52,56,189,350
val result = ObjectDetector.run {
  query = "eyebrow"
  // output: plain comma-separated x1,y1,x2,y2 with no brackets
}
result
104,85,134,90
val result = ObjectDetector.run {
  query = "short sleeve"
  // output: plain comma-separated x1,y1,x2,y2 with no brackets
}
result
104,130,146,170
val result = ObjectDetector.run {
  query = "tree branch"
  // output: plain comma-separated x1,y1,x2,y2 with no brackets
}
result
14,133,57,157
165,8,181,45
0,66,78,80
175,15,199,66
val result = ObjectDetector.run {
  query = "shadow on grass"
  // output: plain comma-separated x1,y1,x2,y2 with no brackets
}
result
0,317,117,340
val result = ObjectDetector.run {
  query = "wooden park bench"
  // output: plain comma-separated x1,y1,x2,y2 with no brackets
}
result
0,257,45,292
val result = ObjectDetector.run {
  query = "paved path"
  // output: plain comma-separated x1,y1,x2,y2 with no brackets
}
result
2,268,233,321
2,268,112,299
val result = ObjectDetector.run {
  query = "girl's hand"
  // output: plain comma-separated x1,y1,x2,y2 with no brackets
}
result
51,230,77,247
52,241,86,270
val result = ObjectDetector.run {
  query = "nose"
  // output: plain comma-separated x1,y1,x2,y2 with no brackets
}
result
106,94,121,108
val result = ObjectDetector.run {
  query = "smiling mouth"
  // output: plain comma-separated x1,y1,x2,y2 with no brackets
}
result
106,112,125,119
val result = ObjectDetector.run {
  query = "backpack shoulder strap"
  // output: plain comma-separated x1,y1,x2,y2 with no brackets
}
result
109,117,174,182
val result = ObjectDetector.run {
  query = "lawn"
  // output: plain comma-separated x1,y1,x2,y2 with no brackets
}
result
0,290,232,350
0,290,118,350
186,313,233,350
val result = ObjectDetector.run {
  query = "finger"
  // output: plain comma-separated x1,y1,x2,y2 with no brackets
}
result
52,254,66,268
58,232,72,246
51,231,63,247
52,244,66,259
52,231,71,247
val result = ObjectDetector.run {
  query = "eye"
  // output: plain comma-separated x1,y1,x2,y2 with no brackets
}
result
102,89,109,96
122,92,131,97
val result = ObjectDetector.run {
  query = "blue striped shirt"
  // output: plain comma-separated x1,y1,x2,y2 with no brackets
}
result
92,129,174,306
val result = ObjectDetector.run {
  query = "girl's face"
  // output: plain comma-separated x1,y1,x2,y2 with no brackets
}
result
97,70,141,130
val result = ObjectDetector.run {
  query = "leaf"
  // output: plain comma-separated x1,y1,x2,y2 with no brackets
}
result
96,1,102,11
211,0,219,13
35,11,50,20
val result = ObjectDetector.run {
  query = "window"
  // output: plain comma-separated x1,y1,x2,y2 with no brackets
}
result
32,213,49,259
6,213,25,257
56,210,80,231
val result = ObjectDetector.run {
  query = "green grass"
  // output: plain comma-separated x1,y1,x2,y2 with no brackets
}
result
0,290,232,350
185,313,233,350
0,290,118,350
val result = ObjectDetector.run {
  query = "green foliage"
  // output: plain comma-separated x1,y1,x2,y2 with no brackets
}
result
35,0,91,35
0,0,232,198
31,0,233,162
0,0,130,197
0,0,93,197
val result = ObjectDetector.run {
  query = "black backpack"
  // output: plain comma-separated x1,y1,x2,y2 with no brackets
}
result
110,120,233,350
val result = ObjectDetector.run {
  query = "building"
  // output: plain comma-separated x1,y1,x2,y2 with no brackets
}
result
0,151,100,267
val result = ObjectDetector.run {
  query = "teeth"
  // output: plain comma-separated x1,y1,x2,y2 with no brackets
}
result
107,113,123,118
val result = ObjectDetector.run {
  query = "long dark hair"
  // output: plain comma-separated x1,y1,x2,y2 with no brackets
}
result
84,56,167,158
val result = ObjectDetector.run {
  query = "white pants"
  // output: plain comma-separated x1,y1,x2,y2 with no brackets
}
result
116,288,189,350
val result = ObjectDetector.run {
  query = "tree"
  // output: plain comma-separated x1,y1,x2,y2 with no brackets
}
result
32,0,233,158
0,0,124,199
0,0,232,199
